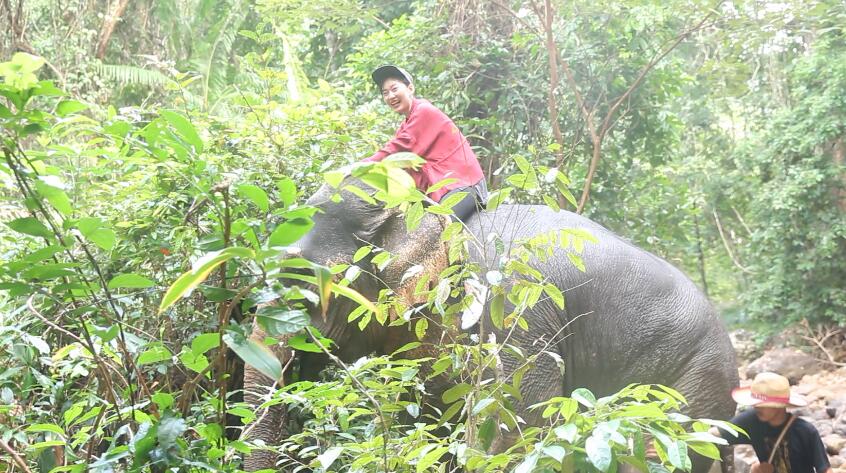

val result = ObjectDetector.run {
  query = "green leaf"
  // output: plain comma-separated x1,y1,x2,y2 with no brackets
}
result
159,247,253,313
137,344,172,365
276,177,297,207
280,271,379,316
237,184,269,212
353,245,372,263
426,178,458,194
107,273,155,290
478,416,497,451
56,100,88,117
490,293,505,330
160,110,203,154
543,283,565,310
26,423,65,437
35,180,72,216
687,440,721,461
472,398,496,415
513,452,539,473
416,446,449,473
572,388,596,407
405,201,425,232
268,218,313,247
179,350,209,374
157,416,187,449
442,383,472,404
567,252,586,272
324,170,345,188
288,331,333,353
558,397,578,421
414,317,428,340
554,423,579,443
223,332,282,381
190,333,220,355
486,187,512,211
75,217,115,250
316,446,344,470
7,217,52,238
151,392,174,411
543,445,567,462
586,433,612,471
256,306,310,336
666,439,691,470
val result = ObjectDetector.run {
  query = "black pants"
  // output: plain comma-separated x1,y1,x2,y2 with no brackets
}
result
441,179,488,223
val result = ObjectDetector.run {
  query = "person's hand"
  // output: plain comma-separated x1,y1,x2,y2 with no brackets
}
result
750,462,774,473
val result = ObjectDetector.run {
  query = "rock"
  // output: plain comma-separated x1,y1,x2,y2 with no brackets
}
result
832,456,845,469
817,420,835,437
835,416,846,436
841,446,846,458
733,445,756,473
745,348,822,383
830,397,846,416
730,329,762,363
825,434,846,455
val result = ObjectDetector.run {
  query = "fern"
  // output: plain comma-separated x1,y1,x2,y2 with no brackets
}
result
97,64,176,88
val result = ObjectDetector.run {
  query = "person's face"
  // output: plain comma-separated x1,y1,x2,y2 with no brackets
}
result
381,78,414,116
754,406,788,426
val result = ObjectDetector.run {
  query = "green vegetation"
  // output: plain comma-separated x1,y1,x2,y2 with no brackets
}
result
1,0,842,471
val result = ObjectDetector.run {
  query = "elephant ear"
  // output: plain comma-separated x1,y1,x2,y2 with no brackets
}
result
374,210,451,318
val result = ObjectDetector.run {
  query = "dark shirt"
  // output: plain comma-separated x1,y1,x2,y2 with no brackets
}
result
720,409,830,473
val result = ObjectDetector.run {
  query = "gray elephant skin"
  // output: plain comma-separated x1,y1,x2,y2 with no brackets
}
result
243,180,739,472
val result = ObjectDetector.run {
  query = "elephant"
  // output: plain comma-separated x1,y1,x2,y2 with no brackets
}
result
242,177,739,472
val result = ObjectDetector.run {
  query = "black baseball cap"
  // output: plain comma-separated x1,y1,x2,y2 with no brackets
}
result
371,65,413,89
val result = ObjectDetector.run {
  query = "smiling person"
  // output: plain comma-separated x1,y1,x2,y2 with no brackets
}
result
714,372,832,473
363,65,488,222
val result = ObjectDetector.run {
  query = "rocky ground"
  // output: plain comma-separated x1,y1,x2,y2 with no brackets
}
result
724,329,846,473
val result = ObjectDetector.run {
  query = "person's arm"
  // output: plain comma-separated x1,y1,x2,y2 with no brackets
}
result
807,428,832,473
363,102,440,163
362,126,416,162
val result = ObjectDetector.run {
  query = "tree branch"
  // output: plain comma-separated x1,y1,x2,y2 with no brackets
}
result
95,0,131,59
0,438,32,473
576,9,719,212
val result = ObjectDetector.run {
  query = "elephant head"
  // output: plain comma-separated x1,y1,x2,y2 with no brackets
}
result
292,177,453,358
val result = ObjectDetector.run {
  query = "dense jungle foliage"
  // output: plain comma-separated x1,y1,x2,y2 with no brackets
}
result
1,0,844,471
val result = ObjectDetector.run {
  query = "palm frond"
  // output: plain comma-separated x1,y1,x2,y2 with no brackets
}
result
97,64,177,88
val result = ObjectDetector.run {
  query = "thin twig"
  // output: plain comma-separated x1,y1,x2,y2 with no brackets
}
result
305,326,391,473
0,438,32,473
713,209,755,274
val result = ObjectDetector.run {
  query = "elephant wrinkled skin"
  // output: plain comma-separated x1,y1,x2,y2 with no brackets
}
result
242,180,739,472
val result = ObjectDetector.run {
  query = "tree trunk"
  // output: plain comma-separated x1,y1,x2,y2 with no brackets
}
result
95,0,131,59
694,211,709,297
833,137,846,212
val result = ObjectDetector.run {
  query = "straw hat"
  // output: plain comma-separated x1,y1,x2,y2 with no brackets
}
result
731,372,808,408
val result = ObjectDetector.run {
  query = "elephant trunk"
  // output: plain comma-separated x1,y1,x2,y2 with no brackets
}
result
241,326,293,471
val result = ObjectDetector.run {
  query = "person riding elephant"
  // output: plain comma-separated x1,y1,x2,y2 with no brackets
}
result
364,65,488,222
242,175,739,472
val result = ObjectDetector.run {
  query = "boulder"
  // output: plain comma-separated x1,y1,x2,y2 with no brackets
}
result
835,416,846,436
745,348,822,383
733,445,757,473
730,329,762,363
829,396,846,417
825,434,846,455
832,456,845,469
817,420,835,437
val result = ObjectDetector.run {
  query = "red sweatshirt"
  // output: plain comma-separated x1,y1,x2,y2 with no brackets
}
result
363,98,484,202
